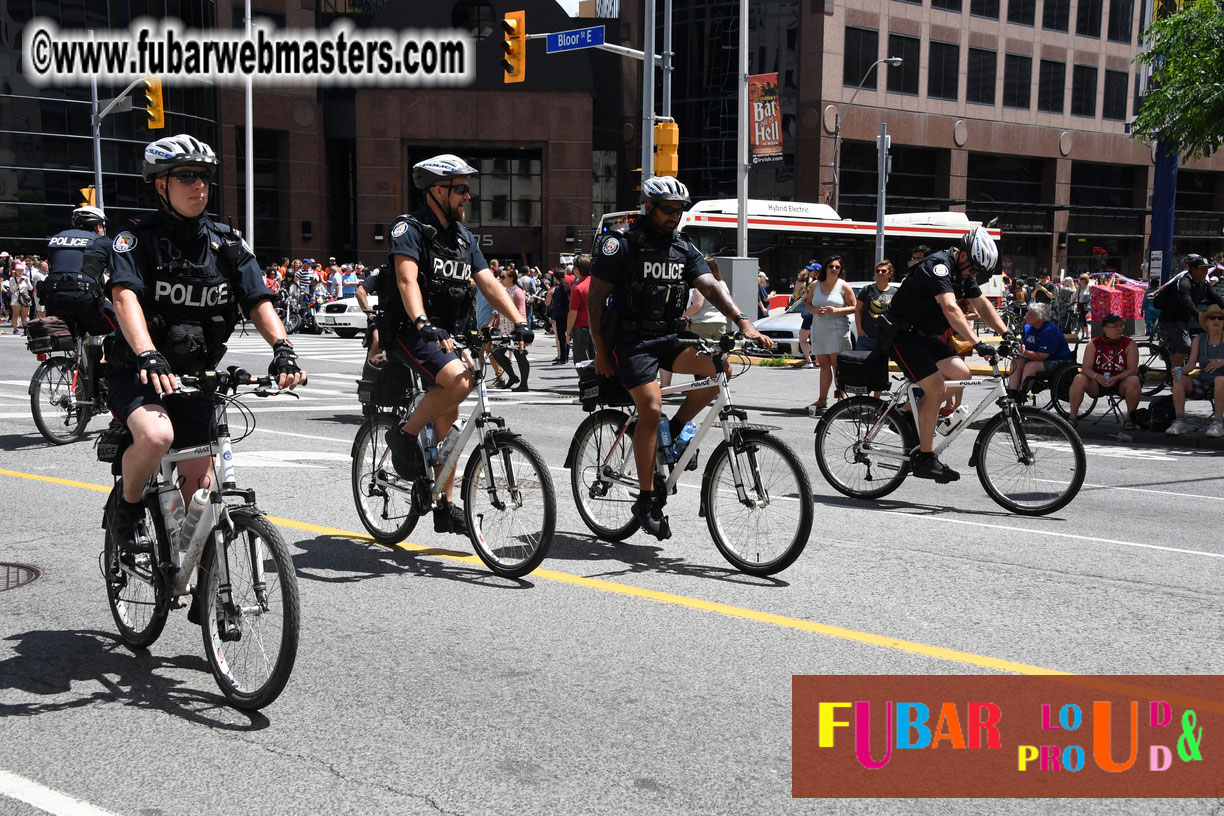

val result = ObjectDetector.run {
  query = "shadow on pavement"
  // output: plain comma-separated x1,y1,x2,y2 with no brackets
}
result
0,431,85,453
0,629,269,729
546,530,789,587
813,491,1026,520
292,533,533,589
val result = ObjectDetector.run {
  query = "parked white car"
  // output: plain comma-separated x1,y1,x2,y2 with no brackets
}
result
314,294,375,339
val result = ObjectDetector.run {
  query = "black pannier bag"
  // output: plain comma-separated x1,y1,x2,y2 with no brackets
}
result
356,358,419,407
836,349,890,394
25,317,75,355
577,362,633,412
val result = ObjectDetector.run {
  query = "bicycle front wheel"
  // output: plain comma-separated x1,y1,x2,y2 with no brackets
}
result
1135,341,1171,396
351,413,419,544
975,406,1086,516
814,396,911,500
569,409,641,541
31,357,89,444
102,487,169,650
703,432,813,576
462,435,556,578
199,509,300,710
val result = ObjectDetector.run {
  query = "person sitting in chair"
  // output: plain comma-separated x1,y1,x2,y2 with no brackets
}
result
1007,302,1074,398
1066,313,1140,429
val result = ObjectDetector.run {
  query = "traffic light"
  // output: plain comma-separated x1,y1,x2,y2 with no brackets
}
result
501,11,525,84
143,76,165,129
79,186,96,207
653,122,679,177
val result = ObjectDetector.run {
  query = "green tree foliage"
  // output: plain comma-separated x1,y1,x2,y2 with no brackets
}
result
1130,0,1224,160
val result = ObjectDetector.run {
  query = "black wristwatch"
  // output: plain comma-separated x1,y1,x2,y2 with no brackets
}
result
733,313,749,324
413,314,428,328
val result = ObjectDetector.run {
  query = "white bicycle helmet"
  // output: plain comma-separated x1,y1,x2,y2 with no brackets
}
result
959,227,999,283
142,134,219,181
412,154,479,189
71,205,106,229
640,175,691,205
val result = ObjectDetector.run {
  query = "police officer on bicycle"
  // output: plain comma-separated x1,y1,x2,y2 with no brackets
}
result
105,134,306,554
588,176,772,540
883,227,1012,483
43,205,118,335
379,154,533,535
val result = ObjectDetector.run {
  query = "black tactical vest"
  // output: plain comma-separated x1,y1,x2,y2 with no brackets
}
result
45,229,102,295
616,225,691,334
382,215,475,330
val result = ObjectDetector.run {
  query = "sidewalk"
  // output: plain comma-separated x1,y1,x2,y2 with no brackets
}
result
532,352,1223,453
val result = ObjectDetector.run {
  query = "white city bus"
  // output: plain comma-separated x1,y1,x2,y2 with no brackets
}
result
594,199,1005,296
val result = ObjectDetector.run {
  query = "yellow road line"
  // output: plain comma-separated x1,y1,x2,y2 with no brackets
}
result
3,466,1066,675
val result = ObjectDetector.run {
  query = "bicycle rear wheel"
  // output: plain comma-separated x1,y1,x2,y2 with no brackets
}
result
1051,365,1097,420
351,413,419,544
702,431,813,576
569,409,641,541
31,357,89,444
199,509,300,710
462,435,556,578
974,406,1086,516
1135,341,1171,396
814,396,911,500
102,486,169,650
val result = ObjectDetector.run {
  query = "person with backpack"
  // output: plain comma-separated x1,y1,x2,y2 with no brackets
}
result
1166,303,1224,438
1066,313,1141,430
1154,254,1224,369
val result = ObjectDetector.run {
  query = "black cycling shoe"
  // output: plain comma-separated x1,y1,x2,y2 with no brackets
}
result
631,495,671,541
433,499,469,535
387,428,424,479
109,498,152,553
187,589,203,626
911,452,961,483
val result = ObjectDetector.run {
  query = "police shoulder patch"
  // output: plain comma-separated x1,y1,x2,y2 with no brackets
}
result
933,263,949,278
113,232,137,253
391,221,409,239
601,236,620,256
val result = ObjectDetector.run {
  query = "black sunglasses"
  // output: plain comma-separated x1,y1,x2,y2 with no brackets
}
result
1206,315,1224,321
448,184,472,196
170,170,214,185
653,203,685,216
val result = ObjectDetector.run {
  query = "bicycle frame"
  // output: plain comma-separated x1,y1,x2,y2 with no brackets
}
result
859,361,1014,464
597,346,758,500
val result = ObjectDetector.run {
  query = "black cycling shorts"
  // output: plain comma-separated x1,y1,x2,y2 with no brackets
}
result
45,291,117,337
388,324,464,386
611,331,695,390
889,332,956,383
106,370,215,449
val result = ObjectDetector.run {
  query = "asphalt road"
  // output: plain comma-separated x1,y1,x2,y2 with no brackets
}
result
1,329,1221,816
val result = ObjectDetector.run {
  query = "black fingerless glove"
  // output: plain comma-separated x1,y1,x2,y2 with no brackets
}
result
973,341,998,358
511,322,534,345
137,350,172,378
269,339,301,378
417,322,451,344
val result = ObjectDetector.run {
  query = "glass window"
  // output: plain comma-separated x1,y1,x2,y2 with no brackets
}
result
967,49,997,104
1008,0,1036,25
1071,65,1098,117
1043,0,1070,30
1038,59,1065,113
1103,70,1128,120
1003,54,1032,109
971,0,1000,18
928,41,960,100
1076,0,1102,37
932,0,962,11
1133,71,1144,117
1107,0,1133,42
887,34,921,95
843,27,880,89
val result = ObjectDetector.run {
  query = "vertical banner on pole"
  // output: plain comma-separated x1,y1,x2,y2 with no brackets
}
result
748,72,783,164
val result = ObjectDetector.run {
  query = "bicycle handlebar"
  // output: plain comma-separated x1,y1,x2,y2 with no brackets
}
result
176,366,295,397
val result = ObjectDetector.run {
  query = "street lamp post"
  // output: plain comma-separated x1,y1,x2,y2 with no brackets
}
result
831,56,902,214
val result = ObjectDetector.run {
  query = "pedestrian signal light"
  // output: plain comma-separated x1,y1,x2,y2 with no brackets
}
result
80,186,97,207
654,122,679,177
144,76,165,129
501,11,526,84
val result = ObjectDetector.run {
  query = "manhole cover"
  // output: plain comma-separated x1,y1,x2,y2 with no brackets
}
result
1,563,41,591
